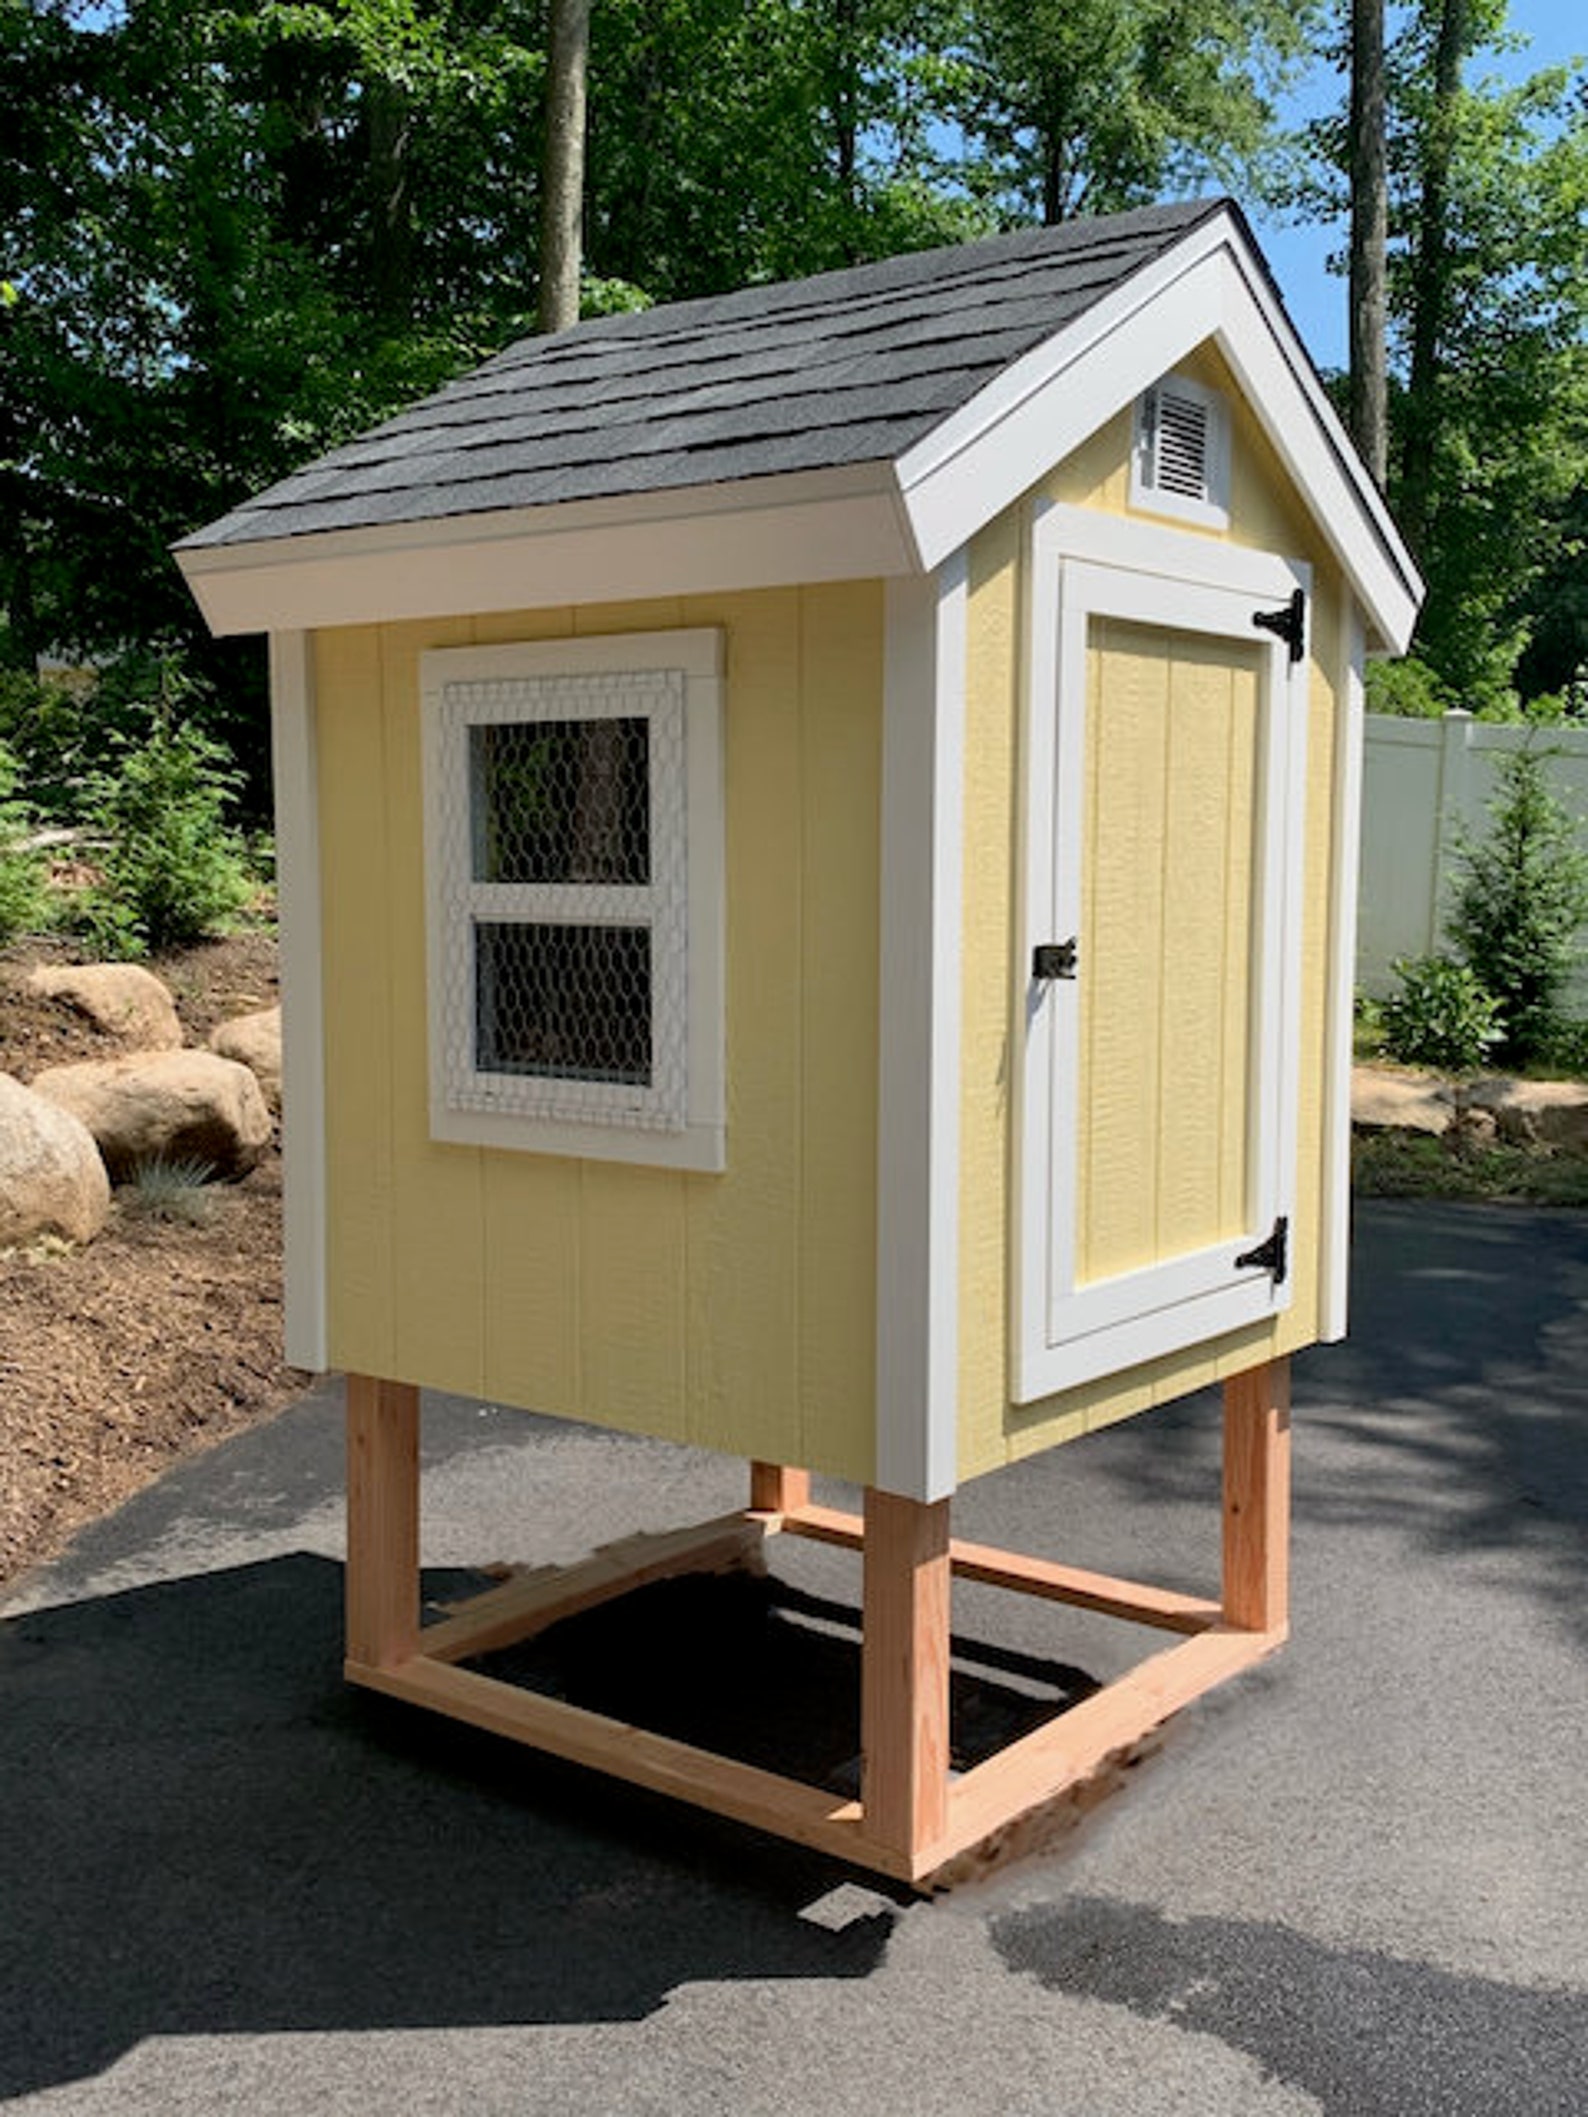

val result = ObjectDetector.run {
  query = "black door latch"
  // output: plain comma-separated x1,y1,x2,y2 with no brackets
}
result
1032,939,1079,981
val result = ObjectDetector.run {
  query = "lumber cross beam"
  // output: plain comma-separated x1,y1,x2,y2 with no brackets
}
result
341,1358,1291,1888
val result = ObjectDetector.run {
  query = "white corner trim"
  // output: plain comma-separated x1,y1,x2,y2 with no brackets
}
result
875,556,967,1502
896,213,1421,659
1320,606,1368,1341
268,631,328,1372
178,465,920,637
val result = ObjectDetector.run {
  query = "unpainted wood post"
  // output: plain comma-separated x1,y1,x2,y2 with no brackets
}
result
861,1486,952,1859
346,1374,421,1668
749,1462,810,1513
1222,1356,1290,1634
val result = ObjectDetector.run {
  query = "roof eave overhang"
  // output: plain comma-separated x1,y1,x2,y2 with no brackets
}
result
894,207,1423,657
179,208,1422,656
175,461,923,637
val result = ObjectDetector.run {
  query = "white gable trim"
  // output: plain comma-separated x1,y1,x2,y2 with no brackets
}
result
177,464,920,637
896,212,1420,657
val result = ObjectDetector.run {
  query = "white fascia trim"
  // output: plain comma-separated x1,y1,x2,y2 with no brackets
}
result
178,464,920,638
896,210,1421,656
874,556,967,1503
1320,606,1368,1341
268,630,328,1372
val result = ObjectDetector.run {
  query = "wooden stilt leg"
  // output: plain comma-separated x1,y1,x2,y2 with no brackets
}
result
346,1374,421,1669
749,1462,810,1513
1222,1356,1290,1635
861,1487,952,1861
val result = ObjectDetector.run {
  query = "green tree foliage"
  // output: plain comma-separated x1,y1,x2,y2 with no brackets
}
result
1448,748,1588,1064
0,739,49,942
1309,0,1588,714
951,0,1318,224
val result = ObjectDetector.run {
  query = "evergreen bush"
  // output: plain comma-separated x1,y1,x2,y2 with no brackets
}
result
0,741,50,941
84,722,254,954
1448,749,1588,1066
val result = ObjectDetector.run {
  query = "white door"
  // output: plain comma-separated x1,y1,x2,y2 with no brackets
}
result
1014,507,1310,1401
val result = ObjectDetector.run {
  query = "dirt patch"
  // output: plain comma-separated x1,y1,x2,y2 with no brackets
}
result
1,931,305,1592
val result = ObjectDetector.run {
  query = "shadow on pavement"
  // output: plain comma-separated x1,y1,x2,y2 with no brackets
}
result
0,1553,902,2100
993,1894,1588,2117
1047,1201,1588,1643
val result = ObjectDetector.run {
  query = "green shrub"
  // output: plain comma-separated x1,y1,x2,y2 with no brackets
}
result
0,741,50,941
1364,657,1450,719
84,722,254,953
120,1157,219,1226
1447,748,1588,1066
1380,954,1504,1071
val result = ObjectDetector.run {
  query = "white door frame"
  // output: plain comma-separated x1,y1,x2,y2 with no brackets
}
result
1013,503,1310,1402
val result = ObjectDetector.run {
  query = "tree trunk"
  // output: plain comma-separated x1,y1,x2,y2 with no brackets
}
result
1398,0,1469,556
537,0,592,335
1347,0,1388,488
367,74,415,329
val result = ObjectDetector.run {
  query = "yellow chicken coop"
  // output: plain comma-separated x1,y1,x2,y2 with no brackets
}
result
179,199,1422,1884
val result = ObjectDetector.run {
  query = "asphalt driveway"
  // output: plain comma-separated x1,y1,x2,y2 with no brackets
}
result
2,1199,1585,2115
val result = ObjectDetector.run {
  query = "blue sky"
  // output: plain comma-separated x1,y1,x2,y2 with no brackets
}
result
1250,0,1585,372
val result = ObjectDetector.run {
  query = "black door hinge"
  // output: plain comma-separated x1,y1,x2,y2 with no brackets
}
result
1235,1215,1289,1286
1252,588,1307,664
1032,938,1079,981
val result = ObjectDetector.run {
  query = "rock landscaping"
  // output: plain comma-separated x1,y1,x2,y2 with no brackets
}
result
1352,1062,1588,1202
1,932,301,1589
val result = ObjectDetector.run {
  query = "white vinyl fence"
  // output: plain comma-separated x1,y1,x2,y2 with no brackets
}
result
1358,711,1588,1003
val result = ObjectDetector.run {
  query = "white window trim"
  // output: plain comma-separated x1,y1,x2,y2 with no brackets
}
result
420,629,726,1172
1012,503,1309,1402
1129,369,1232,533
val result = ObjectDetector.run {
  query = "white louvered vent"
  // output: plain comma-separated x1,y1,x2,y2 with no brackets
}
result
1151,386,1211,498
1131,373,1230,528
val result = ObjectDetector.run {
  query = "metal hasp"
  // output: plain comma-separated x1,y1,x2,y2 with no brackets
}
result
1032,938,1079,981
1252,588,1307,664
1235,1215,1289,1286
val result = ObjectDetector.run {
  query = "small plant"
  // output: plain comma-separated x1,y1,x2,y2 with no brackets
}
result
1380,953,1504,1071
1448,747,1588,1066
121,1157,220,1226
0,741,50,941
83,715,254,953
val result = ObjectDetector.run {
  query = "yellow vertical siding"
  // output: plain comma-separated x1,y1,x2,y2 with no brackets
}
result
796,583,884,1472
378,617,486,1394
316,584,883,1484
957,337,1347,1481
957,513,1035,1474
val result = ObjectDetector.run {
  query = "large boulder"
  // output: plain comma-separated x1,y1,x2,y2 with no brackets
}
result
1466,1076,1588,1153
0,1072,111,1246
29,1050,272,1182
208,1006,282,1111
25,963,183,1050
1350,1066,1453,1137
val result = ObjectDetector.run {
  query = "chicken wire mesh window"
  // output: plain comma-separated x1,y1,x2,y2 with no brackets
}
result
423,643,722,1152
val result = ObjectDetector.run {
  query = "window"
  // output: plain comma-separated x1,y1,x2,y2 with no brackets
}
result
1129,372,1231,532
421,630,725,1170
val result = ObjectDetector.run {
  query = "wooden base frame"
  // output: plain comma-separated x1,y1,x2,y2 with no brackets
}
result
344,1360,1291,1888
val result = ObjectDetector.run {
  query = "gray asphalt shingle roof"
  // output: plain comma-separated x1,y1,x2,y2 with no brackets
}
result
181,199,1232,551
